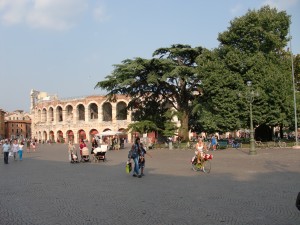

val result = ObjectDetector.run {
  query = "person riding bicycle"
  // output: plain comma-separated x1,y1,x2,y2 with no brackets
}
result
195,137,207,163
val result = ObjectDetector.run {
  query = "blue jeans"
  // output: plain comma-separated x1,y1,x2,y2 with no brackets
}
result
133,156,140,175
18,150,23,160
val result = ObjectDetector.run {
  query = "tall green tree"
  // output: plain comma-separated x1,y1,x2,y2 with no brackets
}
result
194,6,293,135
95,44,204,141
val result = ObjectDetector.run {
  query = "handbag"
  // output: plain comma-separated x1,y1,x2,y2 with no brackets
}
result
9,152,13,157
126,162,132,173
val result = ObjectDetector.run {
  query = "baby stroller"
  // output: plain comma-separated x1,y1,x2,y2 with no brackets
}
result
70,149,80,163
93,145,107,162
80,147,91,163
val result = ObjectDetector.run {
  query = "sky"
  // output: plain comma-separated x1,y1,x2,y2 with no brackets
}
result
0,0,299,112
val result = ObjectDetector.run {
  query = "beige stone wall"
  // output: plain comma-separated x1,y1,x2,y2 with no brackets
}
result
32,94,133,144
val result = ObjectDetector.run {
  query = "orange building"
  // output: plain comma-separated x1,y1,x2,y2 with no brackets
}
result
5,110,31,140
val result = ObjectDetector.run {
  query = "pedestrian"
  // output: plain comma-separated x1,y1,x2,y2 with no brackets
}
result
2,140,10,164
139,143,152,176
195,137,207,163
31,141,36,152
211,135,217,151
68,142,75,162
18,141,24,160
26,139,31,153
91,138,98,156
11,139,19,161
129,137,142,178
79,139,86,157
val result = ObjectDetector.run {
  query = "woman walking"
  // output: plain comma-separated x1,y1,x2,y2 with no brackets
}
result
18,141,24,160
11,139,19,161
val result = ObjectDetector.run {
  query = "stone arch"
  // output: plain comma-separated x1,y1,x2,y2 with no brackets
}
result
66,130,74,144
89,102,98,120
102,102,112,121
57,130,64,143
42,108,47,122
65,104,74,121
116,101,127,120
77,104,85,121
78,129,86,142
37,109,42,122
43,130,47,141
49,130,55,142
56,106,63,122
89,129,99,142
48,107,54,122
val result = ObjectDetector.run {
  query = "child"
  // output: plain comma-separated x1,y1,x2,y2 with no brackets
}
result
139,143,152,176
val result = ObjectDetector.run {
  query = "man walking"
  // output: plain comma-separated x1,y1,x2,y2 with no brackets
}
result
2,140,10,164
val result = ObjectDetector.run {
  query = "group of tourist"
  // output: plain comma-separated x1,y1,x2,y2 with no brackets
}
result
1,139,37,164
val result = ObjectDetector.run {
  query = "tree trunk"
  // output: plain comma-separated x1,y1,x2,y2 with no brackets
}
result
179,110,189,141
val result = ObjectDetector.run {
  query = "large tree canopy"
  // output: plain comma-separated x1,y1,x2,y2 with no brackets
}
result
95,44,204,140
193,6,293,135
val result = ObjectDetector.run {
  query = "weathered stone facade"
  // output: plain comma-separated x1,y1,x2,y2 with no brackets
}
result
31,90,133,144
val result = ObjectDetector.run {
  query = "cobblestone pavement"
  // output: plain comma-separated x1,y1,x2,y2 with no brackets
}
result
0,143,299,225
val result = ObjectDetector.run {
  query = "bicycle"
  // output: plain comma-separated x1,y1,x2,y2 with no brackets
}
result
191,154,213,173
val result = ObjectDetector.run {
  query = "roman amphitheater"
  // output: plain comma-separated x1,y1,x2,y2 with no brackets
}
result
31,90,133,144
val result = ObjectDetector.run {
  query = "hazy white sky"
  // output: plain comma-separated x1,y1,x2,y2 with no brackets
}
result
0,0,299,112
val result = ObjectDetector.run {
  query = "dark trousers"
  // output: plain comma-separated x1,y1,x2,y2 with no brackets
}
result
4,152,9,164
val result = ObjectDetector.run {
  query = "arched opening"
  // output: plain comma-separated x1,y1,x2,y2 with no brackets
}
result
89,103,98,120
116,101,127,120
66,130,74,143
49,107,54,122
102,102,112,121
89,129,99,142
42,109,47,122
43,131,47,141
66,105,73,120
49,131,54,142
78,130,86,142
57,130,64,143
77,104,85,121
37,110,42,122
56,106,63,122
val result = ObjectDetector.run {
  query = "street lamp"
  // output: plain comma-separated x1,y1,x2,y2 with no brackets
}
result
246,81,258,155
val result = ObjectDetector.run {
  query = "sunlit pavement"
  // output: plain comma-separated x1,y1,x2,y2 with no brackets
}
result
0,143,299,225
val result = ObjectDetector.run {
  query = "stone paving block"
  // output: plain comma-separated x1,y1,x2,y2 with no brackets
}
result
0,143,299,225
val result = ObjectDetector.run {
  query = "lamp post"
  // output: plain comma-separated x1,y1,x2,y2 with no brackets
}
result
246,81,257,155
289,28,298,146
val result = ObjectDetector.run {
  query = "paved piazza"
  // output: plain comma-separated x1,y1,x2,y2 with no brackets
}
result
0,143,299,225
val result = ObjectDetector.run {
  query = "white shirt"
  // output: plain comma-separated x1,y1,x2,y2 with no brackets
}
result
19,144,24,151
12,143,19,153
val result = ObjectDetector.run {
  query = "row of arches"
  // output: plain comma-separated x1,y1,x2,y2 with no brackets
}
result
35,101,128,123
36,128,127,144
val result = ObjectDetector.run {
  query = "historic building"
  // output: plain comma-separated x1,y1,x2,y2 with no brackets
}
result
31,90,133,144
5,110,31,139
0,109,5,139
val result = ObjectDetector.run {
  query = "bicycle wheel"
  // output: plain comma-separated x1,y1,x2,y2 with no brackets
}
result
202,160,211,173
192,161,202,171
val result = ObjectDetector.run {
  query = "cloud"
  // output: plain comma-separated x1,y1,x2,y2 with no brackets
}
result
230,3,243,15
0,0,91,30
261,0,299,10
